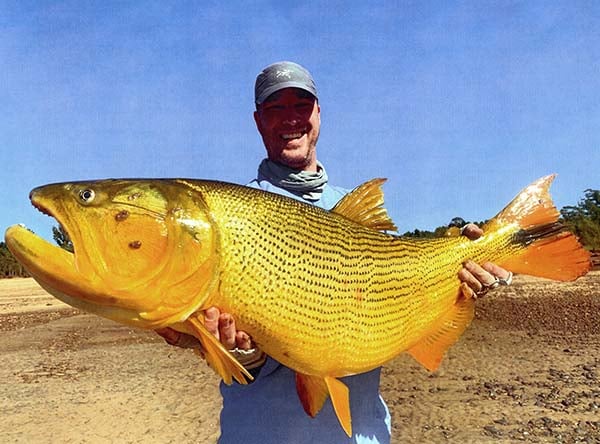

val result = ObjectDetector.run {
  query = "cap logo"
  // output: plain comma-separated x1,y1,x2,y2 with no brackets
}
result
275,69,293,79
255,61,317,105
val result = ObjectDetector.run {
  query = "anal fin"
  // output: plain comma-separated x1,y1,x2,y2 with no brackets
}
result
295,374,353,437
186,316,253,385
296,373,329,417
407,283,475,372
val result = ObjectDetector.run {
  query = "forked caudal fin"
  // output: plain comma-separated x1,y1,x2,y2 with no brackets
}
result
486,174,591,281
408,175,590,374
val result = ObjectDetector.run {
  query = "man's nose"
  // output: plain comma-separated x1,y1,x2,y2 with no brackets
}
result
281,106,302,125
282,117,300,126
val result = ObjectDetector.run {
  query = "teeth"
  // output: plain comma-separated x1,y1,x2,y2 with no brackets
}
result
282,132,304,140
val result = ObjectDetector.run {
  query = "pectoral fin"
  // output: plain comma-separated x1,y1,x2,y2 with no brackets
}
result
186,317,253,385
295,374,353,437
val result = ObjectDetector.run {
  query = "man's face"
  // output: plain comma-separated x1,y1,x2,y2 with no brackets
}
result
254,87,320,171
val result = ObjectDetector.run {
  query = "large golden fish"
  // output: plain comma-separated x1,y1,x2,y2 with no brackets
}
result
5,175,590,436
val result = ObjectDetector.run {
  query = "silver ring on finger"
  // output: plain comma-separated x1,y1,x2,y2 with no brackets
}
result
476,277,499,296
497,271,513,286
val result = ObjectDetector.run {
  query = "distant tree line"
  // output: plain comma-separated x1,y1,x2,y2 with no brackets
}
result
0,242,29,278
560,188,600,250
404,189,600,251
1,188,599,279
402,217,485,239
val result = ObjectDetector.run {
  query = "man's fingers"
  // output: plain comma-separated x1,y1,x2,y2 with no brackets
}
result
458,267,484,294
235,331,253,350
204,307,221,340
219,313,237,349
459,282,476,300
155,327,202,349
481,262,512,281
155,327,181,345
461,223,484,240
204,307,254,350
460,260,513,298
463,260,498,287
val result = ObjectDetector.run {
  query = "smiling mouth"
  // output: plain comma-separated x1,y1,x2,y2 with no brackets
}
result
281,129,306,140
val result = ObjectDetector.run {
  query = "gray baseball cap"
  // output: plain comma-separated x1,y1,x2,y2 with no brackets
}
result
254,61,318,105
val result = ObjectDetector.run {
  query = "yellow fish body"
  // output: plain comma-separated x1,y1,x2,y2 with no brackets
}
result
5,175,590,436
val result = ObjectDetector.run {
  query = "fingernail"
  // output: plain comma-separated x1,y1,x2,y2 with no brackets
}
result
205,308,218,320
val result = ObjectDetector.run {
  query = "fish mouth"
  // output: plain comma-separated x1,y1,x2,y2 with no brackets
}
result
5,186,79,290
5,192,130,323
5,223,77,293
4,222,150,328
30,190,75,253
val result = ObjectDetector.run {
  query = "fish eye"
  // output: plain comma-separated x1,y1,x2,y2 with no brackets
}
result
79,189,95,204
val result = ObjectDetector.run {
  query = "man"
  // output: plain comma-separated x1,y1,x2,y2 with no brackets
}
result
158,61,511,443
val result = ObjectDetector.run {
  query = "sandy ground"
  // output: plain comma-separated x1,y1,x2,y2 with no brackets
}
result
1,273,599,444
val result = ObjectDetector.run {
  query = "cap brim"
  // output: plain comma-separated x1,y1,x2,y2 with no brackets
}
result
256,81,317,105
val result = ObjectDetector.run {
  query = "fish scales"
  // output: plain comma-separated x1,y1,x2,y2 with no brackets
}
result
182,180,493,375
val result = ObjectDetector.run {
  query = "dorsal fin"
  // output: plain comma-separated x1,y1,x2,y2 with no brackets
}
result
331,178,397,232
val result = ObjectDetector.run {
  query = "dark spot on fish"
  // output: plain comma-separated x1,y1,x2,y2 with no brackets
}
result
115,210,130,222
129,240,142,249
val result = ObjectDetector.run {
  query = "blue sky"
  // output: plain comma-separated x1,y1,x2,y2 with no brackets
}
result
1,1,599,241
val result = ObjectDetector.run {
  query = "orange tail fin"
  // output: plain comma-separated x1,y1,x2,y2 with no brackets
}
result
487,175,591,281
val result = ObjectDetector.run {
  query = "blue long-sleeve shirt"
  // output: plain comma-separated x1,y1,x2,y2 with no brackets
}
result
217,179,392,444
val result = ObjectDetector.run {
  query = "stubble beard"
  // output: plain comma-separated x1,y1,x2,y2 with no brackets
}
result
278,130,319,171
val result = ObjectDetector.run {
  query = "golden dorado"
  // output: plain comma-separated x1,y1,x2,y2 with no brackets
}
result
5,175,590,436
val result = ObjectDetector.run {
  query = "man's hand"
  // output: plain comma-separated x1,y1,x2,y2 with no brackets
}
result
155,307,253,351
458,223,513,297
203,307,253,350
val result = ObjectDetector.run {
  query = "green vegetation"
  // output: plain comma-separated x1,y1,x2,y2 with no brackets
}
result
0,241,28,278
403,188,600,251
52,225,74,253
560,189,600,250
403,217,486,238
